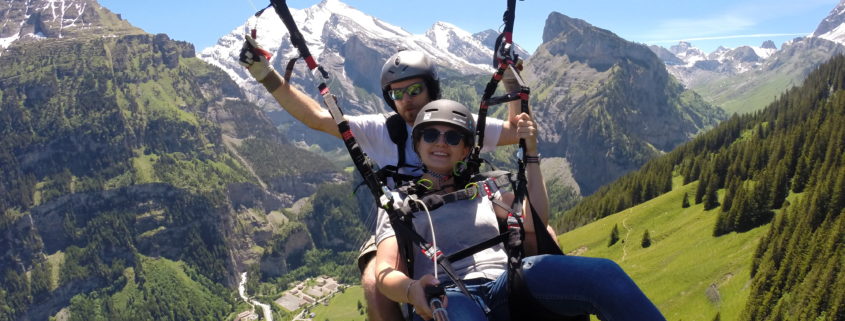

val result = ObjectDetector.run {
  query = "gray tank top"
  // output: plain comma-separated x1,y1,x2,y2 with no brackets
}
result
375,192,508,283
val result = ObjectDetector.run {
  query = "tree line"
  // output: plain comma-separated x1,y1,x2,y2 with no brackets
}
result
553,54,845,319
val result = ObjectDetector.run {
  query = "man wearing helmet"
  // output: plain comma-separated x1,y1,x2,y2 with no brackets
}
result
240,37,522,320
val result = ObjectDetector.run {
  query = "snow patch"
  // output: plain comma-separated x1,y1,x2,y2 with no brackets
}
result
0,34,20,50
818,23,845,46
750,46,776,60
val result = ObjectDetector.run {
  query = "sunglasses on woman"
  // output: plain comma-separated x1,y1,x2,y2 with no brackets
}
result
421,128,465,146
388,82,425,100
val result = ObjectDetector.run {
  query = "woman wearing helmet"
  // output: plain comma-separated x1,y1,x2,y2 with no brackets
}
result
374,100,665,321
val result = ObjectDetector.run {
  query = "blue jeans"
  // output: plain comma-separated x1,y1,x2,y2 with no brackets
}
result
413,255,666,321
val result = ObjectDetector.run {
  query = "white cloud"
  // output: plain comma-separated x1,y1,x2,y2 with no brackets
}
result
651,14,755,39
648,32,810,44
639,0,832,43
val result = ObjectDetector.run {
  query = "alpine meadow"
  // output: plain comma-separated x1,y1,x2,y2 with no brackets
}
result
554,54,845,320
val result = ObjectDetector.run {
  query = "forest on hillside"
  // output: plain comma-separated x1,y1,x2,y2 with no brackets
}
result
553,55,845,320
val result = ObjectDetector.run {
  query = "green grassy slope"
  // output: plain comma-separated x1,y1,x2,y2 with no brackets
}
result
559,176,771,321
62,256,234,321
310,286,367,321
695,71,794,115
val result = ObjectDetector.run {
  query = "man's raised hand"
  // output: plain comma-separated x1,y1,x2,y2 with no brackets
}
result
239,35,274,82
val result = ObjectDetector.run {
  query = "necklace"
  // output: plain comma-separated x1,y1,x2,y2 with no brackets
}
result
424,168,452,186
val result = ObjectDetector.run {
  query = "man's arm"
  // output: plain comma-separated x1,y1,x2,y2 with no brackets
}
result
262,70,342,138
496,63,527,146
496,99,522,146
240,35,341,139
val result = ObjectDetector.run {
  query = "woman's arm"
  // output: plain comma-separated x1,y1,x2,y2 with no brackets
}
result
518,113,551,255
375,236,440,319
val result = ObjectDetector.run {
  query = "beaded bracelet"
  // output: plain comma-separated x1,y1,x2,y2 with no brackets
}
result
525,155,541,164
405,280,417,303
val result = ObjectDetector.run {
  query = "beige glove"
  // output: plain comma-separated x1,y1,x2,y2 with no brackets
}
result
239,34,273,82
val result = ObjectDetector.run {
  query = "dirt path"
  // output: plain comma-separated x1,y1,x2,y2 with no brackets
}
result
621,211,633,262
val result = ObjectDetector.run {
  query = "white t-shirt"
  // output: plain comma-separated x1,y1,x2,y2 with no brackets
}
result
347,113,504,178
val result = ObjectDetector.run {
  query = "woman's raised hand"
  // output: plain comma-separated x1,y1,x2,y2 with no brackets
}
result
515,112,538,154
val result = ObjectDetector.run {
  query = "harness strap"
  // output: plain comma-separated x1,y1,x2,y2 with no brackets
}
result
445,232,512,263
396,171,513,214
385,113,408,168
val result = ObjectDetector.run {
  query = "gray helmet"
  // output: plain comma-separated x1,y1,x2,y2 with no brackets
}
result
412,99,476,148
380,50,441,111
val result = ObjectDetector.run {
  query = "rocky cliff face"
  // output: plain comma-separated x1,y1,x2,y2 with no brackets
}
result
527,12,724,194
0,9,342,317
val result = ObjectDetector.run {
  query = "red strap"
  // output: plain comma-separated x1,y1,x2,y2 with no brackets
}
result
341,129,354,141
255,48,272,61
304,56,318,70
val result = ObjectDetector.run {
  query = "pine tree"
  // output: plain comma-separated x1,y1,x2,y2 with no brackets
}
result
792,155,810,193
682,192,691,208
721,179,740,212
608,224,620,247
695,174,709,204
704,178,721,210
641,230,652,248
770,161,790,209
30,260,52,303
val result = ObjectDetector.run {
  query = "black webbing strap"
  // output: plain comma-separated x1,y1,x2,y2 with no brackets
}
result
446,232,512,263
265,0,477,308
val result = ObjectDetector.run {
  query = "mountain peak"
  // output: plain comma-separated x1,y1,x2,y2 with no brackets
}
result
429,21,472,38
761,40,777,49
0,0,140,53
813,0,845,45
541,12,606,44
315,0,352,12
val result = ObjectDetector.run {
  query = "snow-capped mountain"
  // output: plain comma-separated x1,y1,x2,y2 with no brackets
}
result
200,0,511,116
0,0,139,55
426,21,491,66
668,41,708,67
652,40,776,85
814,0,845,44
472,29,531,61
648,0,845,115
654,0,845,89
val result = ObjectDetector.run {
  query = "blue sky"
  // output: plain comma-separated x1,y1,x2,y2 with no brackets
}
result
98,0,837,54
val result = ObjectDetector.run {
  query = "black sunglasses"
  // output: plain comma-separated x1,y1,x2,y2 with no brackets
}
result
388,82,425,100
421,128,465,146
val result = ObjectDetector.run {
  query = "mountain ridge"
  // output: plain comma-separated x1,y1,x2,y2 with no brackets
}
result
650,0,845,114
199,0,500,118
527,12,724,194
554,52,845,320
0,0,141,54
0,1,352,318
